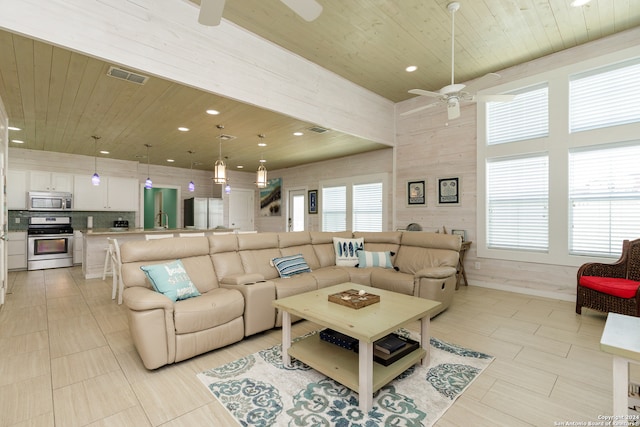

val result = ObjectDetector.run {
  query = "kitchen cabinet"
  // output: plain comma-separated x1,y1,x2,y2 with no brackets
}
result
73,175,139,211
7,170,27,209
7,232,27,270
29,171,73,192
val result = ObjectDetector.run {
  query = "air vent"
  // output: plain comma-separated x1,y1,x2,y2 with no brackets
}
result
107,66,149,85
218,134,236,141
308,126,330,134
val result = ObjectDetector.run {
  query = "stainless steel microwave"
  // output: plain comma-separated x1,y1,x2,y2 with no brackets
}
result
28,191,73,211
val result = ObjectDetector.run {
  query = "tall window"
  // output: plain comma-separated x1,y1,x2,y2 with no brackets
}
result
487,155,549,251
479,53,640,265
321,174,387,232
569,143,640,256
321,186,346,232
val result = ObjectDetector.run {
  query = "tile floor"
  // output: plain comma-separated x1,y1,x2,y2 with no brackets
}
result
0,267,625,426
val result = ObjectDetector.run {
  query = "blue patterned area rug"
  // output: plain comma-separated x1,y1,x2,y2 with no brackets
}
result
197,331,493,426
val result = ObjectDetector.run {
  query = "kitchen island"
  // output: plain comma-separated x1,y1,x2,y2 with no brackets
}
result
81,228,235,279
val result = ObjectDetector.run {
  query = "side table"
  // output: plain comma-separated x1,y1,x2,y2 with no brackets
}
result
600,312,640,417
456,240,471,289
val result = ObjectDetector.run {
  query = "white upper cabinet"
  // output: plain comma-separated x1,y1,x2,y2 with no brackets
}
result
73,175,138,211
7,169,28,209
29,171,73,192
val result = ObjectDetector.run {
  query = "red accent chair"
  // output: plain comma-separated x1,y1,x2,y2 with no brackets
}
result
576,238,640,316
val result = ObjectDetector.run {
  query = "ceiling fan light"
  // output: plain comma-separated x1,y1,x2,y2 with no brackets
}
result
91,173,100,186
256,164,268,188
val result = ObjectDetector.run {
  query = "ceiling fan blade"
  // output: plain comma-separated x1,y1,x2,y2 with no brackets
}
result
280,0,323,22
478,94,517,102
447,99,460,120
408,89,443,98
400,102,440,116
462,72,501,95
198,0,225,26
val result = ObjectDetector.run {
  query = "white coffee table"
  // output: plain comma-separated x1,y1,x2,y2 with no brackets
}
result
273,282,441,411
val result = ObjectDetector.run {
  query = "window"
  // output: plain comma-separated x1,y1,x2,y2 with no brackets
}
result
487,155,549,252
320,174,387,232
353,182,383,232
479,52,640,266
486,84,549,145
570,58,640,133
569,143,640,257
321,186,346,232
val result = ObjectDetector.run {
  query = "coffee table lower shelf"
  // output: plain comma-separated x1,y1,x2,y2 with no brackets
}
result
288,333,426,394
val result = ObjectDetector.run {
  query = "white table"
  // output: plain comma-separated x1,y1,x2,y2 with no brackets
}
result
273,283,441,412
600,312,640,417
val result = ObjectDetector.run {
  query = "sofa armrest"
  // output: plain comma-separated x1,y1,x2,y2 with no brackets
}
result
221,273,266,285
415,266,457,279
221,281,276,336
123,286,173,312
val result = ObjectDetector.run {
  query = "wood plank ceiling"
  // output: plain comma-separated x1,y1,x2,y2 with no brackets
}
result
1,0,638,171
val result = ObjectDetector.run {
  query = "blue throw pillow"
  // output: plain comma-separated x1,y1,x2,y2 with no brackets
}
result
271,254,312,278
140,259,201,302
356,250,394,269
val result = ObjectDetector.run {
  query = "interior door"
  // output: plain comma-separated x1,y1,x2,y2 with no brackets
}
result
228,189,255,231
287,188,306,231
0,96,8,305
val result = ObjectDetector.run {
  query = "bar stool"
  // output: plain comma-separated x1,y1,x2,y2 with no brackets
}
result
179,232,205,237
102,238,124,304
145,234,173,240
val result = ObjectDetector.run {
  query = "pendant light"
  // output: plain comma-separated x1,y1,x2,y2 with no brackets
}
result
225,181,231,194
256,134,268,188
187,150,195,192
213,124,226,184
91,135,101,186
144,144,153,189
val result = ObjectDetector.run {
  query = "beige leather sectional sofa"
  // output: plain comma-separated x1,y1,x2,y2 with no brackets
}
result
120,231,461,369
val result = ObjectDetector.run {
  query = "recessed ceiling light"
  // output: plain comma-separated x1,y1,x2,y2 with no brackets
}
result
178,127,189,132
8,126,21,131
293,132,303,136
258,142,267,147
100,150,110,154
167,159,175,162
406,65,418,72
11,139,24,144
206,109,220,115
570,0,591,6
236,165,244,169
259,159,266,163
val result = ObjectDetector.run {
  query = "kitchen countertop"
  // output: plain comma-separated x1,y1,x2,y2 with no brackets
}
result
82,228,235,236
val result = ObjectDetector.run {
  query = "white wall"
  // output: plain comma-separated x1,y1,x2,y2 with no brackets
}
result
395,27,640,301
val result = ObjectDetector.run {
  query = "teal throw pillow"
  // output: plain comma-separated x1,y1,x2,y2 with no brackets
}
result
140,259,201,302
356,250,394,269
271,254,312,278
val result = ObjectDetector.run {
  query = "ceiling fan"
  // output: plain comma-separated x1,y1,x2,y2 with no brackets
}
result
198,0,323,26
403,2,515,120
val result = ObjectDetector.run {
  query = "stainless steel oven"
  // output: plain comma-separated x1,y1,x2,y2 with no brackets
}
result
27,217,74,270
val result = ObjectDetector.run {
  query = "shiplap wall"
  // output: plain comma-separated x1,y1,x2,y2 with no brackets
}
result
395,27,640,301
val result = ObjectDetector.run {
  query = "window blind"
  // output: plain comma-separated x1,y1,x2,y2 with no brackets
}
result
486,84,549,145
321,186,346,232
569,58,640,133
487,155,549,251
353,182,382,231
569,143,640,257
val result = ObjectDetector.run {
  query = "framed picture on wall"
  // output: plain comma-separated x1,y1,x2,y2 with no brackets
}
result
437,177,460,206
308,190,318,214
407,180,426,206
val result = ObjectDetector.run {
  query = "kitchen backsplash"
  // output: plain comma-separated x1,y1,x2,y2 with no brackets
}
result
8,210,136,231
